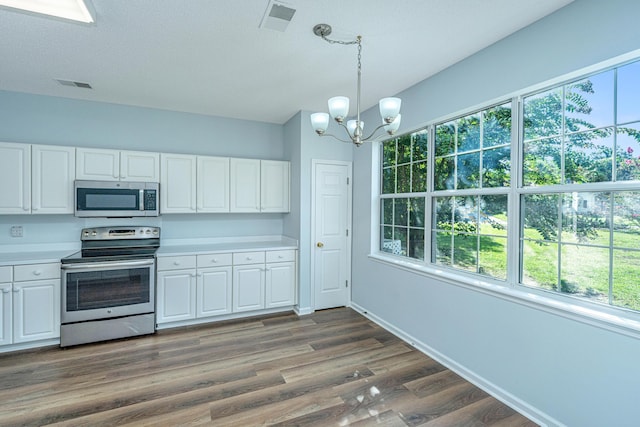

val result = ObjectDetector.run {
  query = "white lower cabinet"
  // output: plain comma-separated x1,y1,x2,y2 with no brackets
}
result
156,248,296,326
0,263,61,347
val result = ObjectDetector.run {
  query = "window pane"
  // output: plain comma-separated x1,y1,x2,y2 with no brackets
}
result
613,192,640,249
408,228,425,260
482,146,510,188
458,114,481,152
565,71,614,132
381,198,393,225
561,245,610,301
397,164,411,193
434,197,452,229
435,121,456,156
412,130,429,162
382,167,395,194
479,236,507,280
393,227,408,256
433,230,452,266
409,197,425,228
522,194,560,242
521,240,558,289
617,60,640,124
613,249,640,311
523,137,561,186
480,195,508,237
434,156,455,190
524,87,563,141
397,134,412,165
412,161,427,193
484,103,512,147
564,129,614,184
616,123,640,181
457,152,480,189
382,140,396,167
394,198,408,227
561,192,610,245
452,233,477,273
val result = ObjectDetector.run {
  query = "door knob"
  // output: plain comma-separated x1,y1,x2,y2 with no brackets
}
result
316,242,324,248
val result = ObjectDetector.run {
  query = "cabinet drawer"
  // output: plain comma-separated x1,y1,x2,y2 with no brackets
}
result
0,265,12,282
233,251,265,265
14,262,60,281
197,253,232,268
266,249,296,263
157,255,197,271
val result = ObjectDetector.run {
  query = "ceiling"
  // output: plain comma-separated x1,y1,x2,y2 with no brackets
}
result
0,0,574,124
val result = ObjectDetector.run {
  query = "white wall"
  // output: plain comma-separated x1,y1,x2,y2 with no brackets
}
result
352,0,640,425
0,91,286,246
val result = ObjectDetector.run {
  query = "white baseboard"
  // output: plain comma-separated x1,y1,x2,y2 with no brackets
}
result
294,306,313,316
350,302,564,427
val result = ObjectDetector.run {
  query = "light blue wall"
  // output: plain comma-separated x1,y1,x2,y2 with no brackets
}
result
0,91,286,245
353,0,640,425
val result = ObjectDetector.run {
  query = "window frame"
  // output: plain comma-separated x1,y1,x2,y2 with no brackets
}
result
372,54,640,338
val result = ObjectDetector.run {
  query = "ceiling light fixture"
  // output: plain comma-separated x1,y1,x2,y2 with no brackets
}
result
0,0,94,23
310,24,401,147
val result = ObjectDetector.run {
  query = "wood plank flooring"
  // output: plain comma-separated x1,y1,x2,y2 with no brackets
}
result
0,308,537,426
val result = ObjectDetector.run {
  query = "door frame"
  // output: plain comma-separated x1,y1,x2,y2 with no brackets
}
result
310,159,353,311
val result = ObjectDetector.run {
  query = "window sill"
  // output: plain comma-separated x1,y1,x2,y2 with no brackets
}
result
368,252,640,339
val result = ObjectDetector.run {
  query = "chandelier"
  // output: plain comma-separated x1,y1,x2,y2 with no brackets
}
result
310,24,401,147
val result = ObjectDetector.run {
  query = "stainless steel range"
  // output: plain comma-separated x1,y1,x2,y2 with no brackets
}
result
60,226,160,347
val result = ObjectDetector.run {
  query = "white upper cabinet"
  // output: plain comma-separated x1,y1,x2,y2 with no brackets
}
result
197,156,230,213
0,142,31,214
120,150,160,182
160,153,197,213
76,148,159,182
261,160,290,213
31,145,75,214
230,158,261,212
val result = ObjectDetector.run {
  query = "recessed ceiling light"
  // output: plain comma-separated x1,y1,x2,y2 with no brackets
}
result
0,0,94,23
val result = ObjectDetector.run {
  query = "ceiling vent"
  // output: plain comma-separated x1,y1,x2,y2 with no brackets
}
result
259,0,296,32
56,79,92,89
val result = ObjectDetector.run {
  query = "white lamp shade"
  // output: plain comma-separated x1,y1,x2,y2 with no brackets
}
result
379,97,401,122
384,114,401,134
328,96,349,121
310,113,330,133
347,120,364,137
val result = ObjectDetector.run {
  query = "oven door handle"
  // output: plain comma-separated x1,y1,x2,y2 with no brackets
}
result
61,259,155,270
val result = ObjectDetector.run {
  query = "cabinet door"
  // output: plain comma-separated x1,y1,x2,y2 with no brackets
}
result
197,156,230,212
120,151,160,182
232,264,265,312
0,142,30,214
13,279,60,343
265,261,296,308
31,145,75,214
261,160,290,213
156,270,196,323
160,153,197,213
230,158,261,212
0,283,12,346
76,148,120,181
197,266,232,317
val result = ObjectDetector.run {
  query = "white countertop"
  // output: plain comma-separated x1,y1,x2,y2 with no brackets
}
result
0,250,77,266
156,237,298,257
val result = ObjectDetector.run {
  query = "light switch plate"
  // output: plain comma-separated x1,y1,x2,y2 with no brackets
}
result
10,226,23,237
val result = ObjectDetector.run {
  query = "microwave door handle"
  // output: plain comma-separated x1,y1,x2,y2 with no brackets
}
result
140,189,144,210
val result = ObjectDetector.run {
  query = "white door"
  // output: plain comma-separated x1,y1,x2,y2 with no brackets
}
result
76,148,120,181
31,145,75,214
230,158,260,212
0,142,31,214
13,279,60,343
160,153,197,213
312,161,352,310
120,150,160,182
260,160,290,212
197,156,230,212
156,270,196,323
197,267,232,317
233,264,265,312
265,261,295,308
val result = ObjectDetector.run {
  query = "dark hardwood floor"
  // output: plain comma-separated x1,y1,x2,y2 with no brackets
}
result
0,308,537,426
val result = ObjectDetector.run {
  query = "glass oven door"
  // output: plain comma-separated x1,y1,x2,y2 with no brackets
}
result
61,259,155,323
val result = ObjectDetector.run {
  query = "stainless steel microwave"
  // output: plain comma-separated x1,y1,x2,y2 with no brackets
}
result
74,180,159,217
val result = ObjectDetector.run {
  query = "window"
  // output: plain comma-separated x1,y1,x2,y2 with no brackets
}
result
377,57,640,317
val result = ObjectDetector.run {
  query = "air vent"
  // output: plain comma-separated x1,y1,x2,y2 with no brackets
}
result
259,0,296,32
56,79,92,89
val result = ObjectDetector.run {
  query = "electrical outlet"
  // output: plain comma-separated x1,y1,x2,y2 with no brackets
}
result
10,226,23,238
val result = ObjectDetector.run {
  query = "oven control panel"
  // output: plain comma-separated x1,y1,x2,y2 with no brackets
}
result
81,226,160,240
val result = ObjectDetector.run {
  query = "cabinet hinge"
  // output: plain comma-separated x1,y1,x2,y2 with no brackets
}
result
347,177,350,185
345,280,349,288
346,229,349,237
